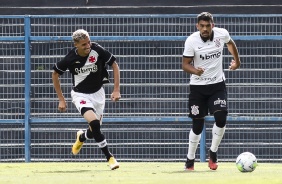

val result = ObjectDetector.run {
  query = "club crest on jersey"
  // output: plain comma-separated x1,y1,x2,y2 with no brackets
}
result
80,100,86,104
191,105,199,115
88,56,97,63
214,39,221,48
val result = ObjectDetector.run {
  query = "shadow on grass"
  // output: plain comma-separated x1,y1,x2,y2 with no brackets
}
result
35,170,93,173
34,167,115,173
164,170,215,174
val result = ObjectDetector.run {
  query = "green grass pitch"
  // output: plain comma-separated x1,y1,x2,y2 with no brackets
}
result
0,162,282,184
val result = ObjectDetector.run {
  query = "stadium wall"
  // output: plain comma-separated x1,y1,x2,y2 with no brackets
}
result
0,0,281,14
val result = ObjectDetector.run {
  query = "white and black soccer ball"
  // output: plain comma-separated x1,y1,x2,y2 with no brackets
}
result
236,152,258,172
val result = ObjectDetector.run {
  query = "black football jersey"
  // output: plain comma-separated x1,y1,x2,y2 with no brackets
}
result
53,42,116,94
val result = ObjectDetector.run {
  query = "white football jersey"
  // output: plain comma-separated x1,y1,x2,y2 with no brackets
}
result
183,27,231,85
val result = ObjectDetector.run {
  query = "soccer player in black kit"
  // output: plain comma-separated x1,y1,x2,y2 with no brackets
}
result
52,29,120,170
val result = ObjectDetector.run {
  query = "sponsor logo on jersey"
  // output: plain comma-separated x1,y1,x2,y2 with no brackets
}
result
200,51,221,60
214,98,226,106
75,64,98,74
195,77,217,81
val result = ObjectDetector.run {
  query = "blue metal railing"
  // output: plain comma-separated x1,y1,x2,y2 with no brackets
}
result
1,14,282,162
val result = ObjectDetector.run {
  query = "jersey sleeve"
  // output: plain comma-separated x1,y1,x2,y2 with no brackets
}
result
222,28,231,43
183,37,194,57
96,44,116,66
52,56,69,75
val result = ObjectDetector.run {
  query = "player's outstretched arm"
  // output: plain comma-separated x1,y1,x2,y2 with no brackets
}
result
52,70,67,112
110,61,121,102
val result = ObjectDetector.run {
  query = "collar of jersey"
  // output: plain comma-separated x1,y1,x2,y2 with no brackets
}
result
200,30,214,42
75,48,91,57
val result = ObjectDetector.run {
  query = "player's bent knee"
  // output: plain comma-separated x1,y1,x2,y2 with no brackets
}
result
81,107,94,116
192,118,205,135
214,110,227,128
89,119,101,133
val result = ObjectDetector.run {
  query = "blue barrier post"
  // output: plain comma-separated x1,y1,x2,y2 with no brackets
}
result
24,15,31,162
200,124,206,162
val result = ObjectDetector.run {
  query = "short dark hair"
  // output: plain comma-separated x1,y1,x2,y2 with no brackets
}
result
197,12,214,23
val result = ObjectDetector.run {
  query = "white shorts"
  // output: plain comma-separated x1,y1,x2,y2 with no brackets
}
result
71,87,105,120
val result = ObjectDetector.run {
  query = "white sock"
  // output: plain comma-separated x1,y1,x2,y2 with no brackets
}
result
97,139,107,148
210,123,226,152
187,129,201,160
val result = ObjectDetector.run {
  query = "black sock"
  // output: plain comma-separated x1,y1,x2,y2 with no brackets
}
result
79,132,86,142
79,128,95,142
101,146,113,161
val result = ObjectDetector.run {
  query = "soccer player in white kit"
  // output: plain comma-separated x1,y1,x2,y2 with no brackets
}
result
52,29,120,170
182,12,241,170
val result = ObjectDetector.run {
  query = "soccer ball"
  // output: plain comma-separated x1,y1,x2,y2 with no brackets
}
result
236,152,258,172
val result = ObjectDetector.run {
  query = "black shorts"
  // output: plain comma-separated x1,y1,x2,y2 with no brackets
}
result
188,81,228,118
